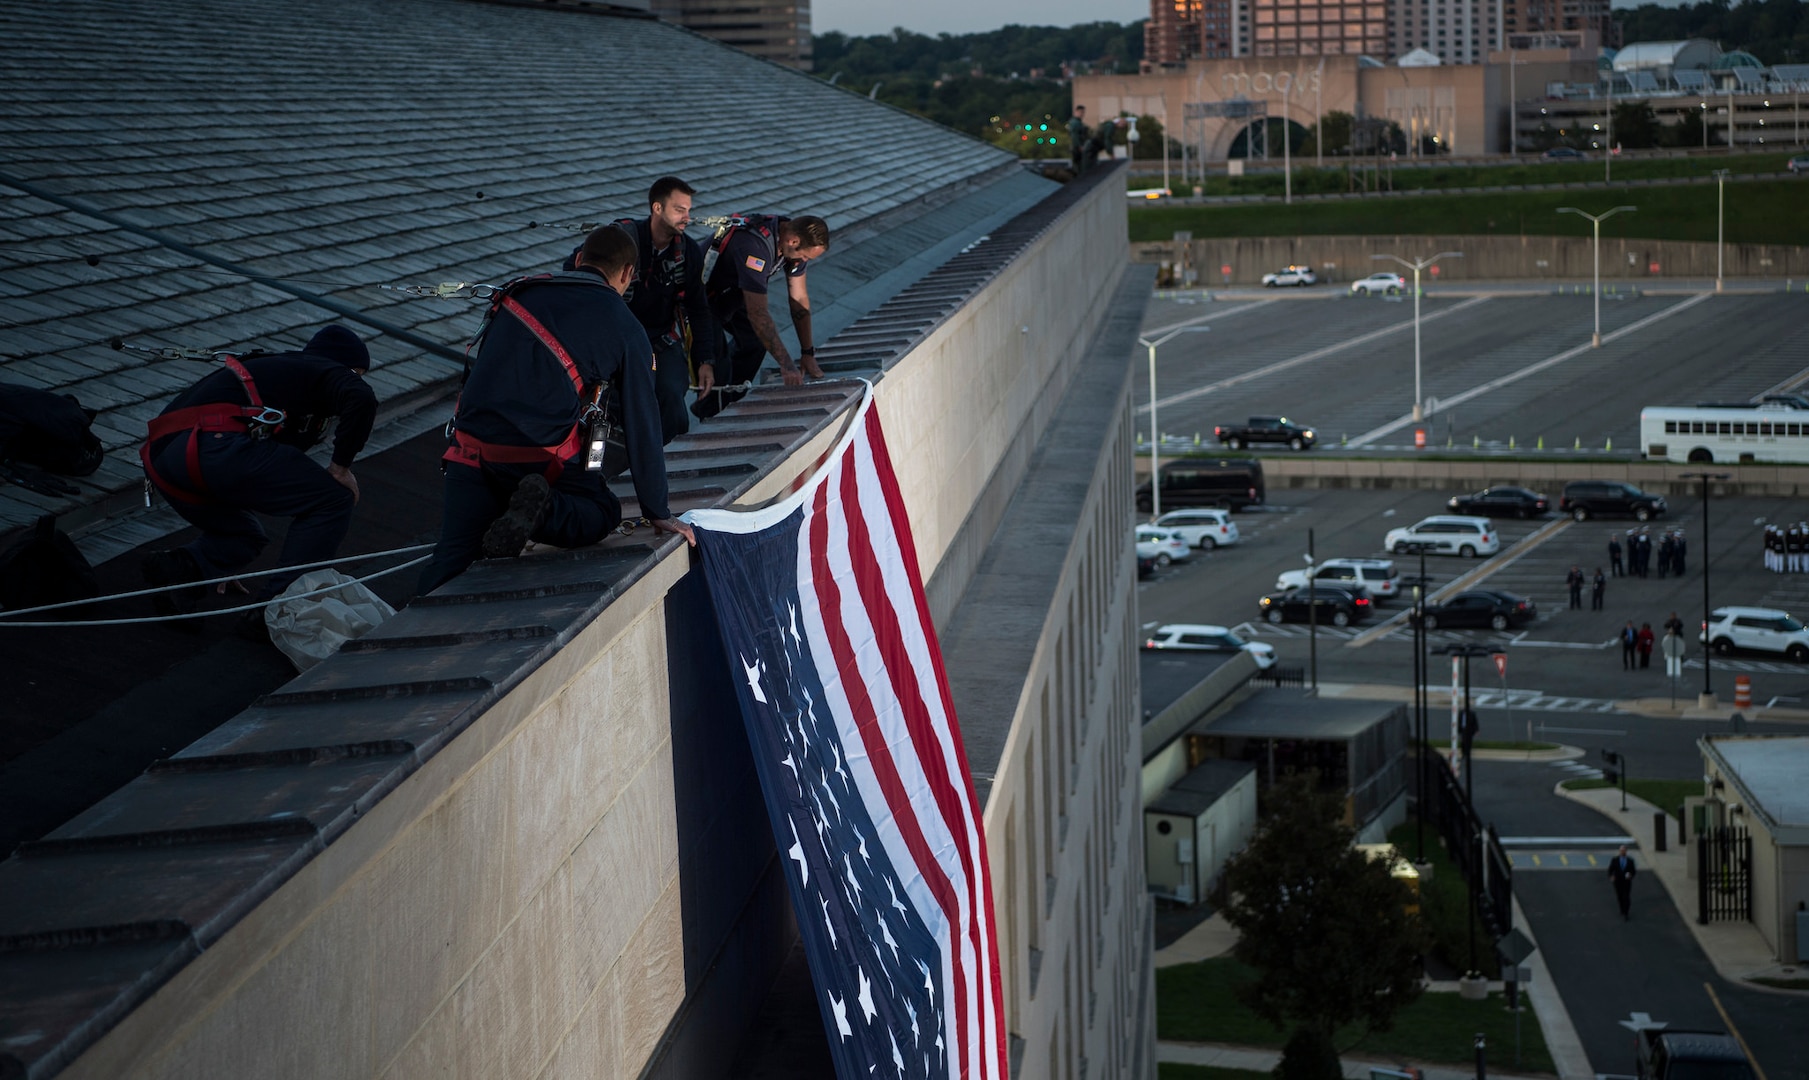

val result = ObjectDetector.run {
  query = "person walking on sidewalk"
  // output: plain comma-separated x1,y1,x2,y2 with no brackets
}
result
1662,625,1685,678
1591,567,1606,610
1637,622,1656,669
1607,845,1637,920
1567,565,1585,609
1608,532,1624,577
1621,620,1638,669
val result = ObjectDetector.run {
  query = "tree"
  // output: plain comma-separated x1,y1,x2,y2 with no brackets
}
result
1298,110,1355,157
1210,772,1428,1059
1611,101,1663,149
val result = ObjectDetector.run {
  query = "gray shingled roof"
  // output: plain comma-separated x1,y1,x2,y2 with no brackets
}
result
0,0,1020,538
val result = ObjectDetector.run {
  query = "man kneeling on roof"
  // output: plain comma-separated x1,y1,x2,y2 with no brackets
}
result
693,213,830,419
138,324,375,633
417,225,694,594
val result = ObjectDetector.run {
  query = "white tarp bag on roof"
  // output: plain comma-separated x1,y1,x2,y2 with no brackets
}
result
265,568,395,672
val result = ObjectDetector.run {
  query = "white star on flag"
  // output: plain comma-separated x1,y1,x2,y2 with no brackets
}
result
858,966,877,1023
740,654,766,703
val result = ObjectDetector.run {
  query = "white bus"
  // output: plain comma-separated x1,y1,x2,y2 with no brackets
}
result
1640,403,1809,464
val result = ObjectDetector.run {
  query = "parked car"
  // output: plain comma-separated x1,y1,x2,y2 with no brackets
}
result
1275,557,1401,599
1384,515,1500,557
1413,590,1537,630
1635,1028,1755,1080
1261,265,1318,287
1559,480,1666,522
1349,271,1406,296
1137,458,1266,512
1787,154,1809,174
1447,486,1549,518
1154,508,1240,549
1542,146,1586,160
1258,584,1373,627
1135,525,1191,568
1700,606,1809,661
1142,623,1277,669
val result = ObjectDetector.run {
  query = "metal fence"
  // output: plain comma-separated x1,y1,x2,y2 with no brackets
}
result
1696,826,1753,924
1422,756,1513,938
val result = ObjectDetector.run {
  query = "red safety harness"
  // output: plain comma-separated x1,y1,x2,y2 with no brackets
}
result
140,355,282,506
443,278,599,483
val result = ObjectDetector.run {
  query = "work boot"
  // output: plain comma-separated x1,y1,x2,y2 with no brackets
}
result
482,473,552,558
139,548,204,617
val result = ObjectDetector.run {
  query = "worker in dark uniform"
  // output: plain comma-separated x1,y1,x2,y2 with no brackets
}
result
138,325,375,620
418,225,694,594
694,213,830,419
563,176,716,444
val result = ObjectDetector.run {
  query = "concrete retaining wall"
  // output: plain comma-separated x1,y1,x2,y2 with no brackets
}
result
1132,234,1809,285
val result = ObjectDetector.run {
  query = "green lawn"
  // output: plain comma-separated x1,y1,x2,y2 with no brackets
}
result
1156,956,1555,1073
1128,179,1805,246
1560,777,1702,820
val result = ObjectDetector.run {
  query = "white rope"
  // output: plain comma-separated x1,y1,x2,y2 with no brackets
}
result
0,542,435,620
0,554,431,628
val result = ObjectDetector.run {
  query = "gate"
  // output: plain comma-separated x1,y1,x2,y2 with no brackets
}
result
1696,826,1752,924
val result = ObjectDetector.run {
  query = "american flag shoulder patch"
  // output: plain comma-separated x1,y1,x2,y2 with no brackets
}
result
746,255,767,272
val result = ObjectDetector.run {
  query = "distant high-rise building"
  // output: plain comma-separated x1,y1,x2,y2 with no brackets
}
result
1145,0,1235,68
652,0,812,70
1390,0,1501,64
1503,0,1616,49
1250,0,1387,58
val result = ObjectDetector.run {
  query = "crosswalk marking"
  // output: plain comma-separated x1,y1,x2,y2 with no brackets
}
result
1509,850,1606,870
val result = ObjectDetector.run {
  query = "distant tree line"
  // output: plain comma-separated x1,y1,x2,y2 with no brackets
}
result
1615,0,1809,64
813,21,1144,158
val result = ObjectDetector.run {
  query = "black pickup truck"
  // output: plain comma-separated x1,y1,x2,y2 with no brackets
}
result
1635,1028,1755,1080
1214,416,1317,451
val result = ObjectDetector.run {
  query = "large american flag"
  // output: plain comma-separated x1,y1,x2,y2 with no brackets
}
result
685,387,1008,1080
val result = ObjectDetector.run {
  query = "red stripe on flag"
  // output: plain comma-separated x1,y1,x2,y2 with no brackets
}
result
836,425,995,1075
859,408,1009,1075
807,478,973,1072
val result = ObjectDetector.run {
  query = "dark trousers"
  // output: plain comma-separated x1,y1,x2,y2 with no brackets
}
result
417,459,620,594
1610,552,1623,576
652,337,691,444
1612,879,1632,917
1622,642,1636,669
1639,647,1652,669
692,304,766,420
149,432,354,599
1592,587,1605,610
1569,585,1582,609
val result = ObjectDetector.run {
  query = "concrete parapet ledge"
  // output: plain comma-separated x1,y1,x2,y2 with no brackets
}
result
1556,785,1808,993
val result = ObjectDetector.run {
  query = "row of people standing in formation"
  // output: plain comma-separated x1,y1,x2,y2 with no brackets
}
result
1620,612,1688,674
1606,527,1686,579
135,177,831,636
1762,522,1809,572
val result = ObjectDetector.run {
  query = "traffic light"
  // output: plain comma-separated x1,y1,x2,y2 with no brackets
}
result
1600,748,1621,785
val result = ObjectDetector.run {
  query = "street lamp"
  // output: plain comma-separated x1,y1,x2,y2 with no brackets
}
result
1556,205,1637,348
1442,640,1492,975
1136,325,1211,521
1371,251,1463,421
1680,471,1730,706
1402,541,1437,864
1711,169,1731,293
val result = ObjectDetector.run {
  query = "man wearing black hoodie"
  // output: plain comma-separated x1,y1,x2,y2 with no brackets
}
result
139,323,376,613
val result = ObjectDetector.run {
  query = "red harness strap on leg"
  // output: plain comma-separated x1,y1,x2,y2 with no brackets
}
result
139,357,274,505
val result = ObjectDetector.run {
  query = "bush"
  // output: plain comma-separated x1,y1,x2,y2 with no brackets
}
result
1274,1026,1342,1080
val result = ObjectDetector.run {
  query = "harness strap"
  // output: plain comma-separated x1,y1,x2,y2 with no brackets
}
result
441,427,584,483
139,356,274,505
500,296,584,394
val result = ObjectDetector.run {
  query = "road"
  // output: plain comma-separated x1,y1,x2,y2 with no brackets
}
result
1135,290,1809,1080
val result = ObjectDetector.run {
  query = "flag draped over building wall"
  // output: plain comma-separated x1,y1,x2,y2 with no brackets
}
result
685,387,1008,1080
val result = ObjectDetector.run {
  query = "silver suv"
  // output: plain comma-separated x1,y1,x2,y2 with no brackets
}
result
1701,607,1809,661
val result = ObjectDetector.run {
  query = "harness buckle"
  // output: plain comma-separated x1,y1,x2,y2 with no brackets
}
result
246,406,287,439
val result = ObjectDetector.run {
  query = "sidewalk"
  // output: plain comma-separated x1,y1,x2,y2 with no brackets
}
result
1158,1039,1558,1080
1555,785,1798,987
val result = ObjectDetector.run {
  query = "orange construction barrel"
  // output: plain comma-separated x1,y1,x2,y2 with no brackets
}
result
1734,675,1751,709
1414,428,1426,449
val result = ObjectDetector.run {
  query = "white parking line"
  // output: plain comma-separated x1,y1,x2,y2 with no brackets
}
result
1347,292,1716,446
1136,295,1493,415
1140,298,1277,338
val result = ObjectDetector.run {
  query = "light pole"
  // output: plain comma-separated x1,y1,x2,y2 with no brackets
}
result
1442,640,1492,975
1136,325,1211,521
1557,205,1636,347
1404,541,1435,864
1372,251,1463,421
1680,471,1729,706
1712,169,1731,293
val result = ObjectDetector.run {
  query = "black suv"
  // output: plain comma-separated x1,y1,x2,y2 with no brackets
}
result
1559,480,1666,522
